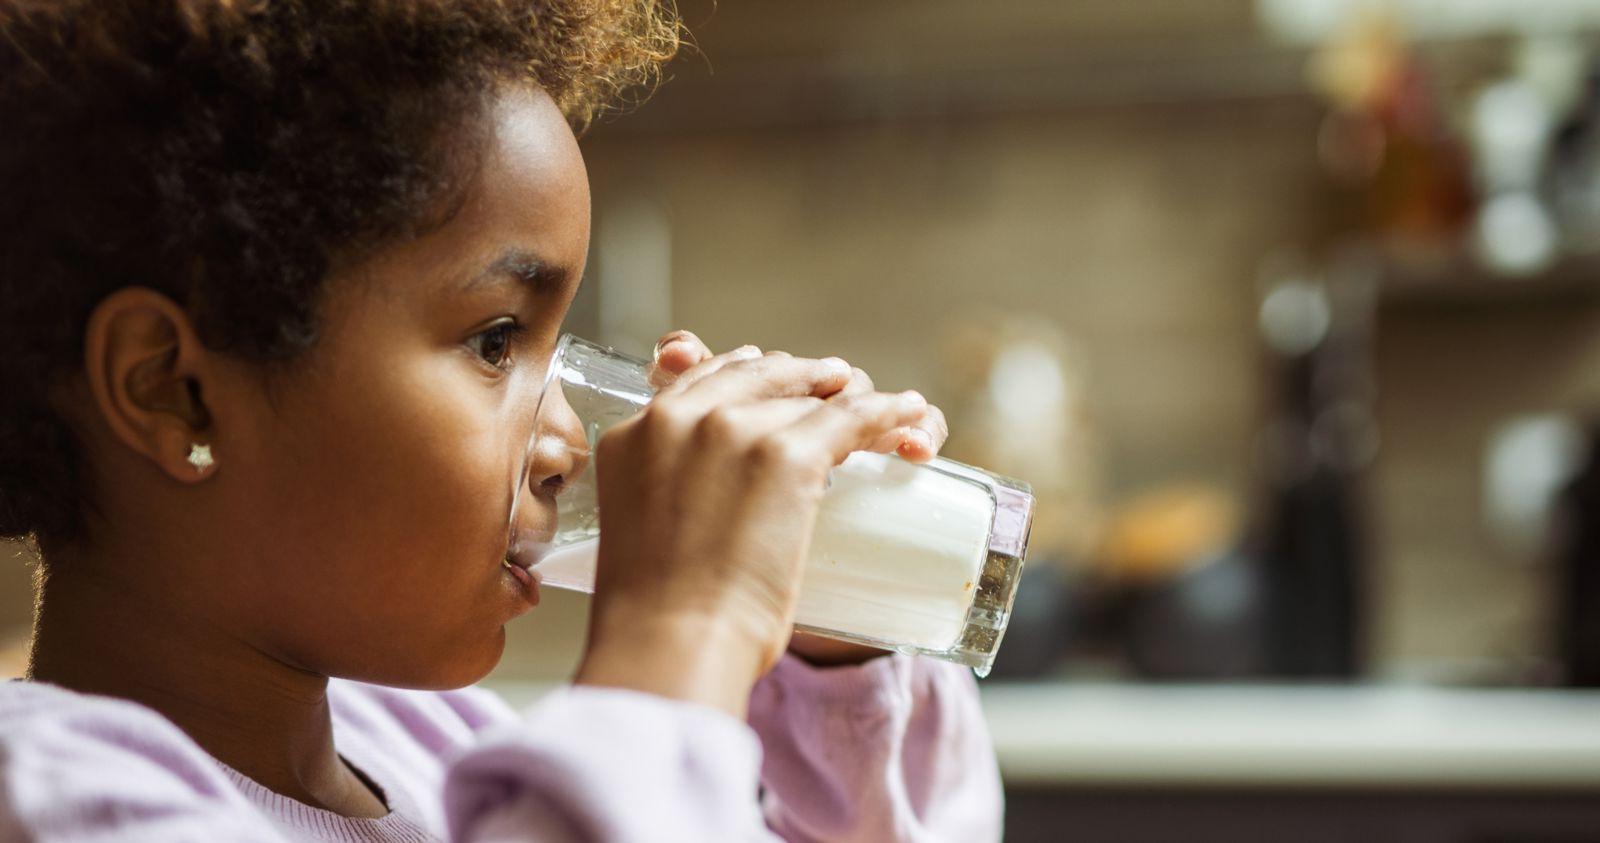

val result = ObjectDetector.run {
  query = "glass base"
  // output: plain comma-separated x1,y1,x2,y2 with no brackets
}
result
793,548,1027,677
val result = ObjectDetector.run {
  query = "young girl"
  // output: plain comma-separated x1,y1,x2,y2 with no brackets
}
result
0,2,1003,841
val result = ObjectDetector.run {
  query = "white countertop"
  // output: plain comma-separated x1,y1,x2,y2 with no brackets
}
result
980,682,1600,789
488,679,1600,790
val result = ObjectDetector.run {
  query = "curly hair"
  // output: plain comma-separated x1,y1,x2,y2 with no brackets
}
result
0,0,678,548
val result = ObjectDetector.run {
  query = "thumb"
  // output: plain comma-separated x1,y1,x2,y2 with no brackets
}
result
649,330,713,388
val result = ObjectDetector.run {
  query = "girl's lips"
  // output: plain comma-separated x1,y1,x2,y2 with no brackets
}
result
502,558,540,604
503,527,547,606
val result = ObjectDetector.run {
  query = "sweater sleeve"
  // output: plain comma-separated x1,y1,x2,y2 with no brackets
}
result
443,685,782,842
746,653,1004,843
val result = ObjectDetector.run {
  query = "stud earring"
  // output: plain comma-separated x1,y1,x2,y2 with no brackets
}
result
186,442,214,473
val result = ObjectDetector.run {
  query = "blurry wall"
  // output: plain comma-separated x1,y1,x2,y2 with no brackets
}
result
582,106,1324,495
1373,306,1600,676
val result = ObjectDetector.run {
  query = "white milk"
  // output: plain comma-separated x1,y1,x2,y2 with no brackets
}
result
531,452,995,652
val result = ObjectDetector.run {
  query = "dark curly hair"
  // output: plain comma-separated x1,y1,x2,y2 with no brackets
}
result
0,0,678,549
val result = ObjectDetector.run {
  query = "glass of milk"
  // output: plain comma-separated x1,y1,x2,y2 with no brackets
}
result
512,335,1034,676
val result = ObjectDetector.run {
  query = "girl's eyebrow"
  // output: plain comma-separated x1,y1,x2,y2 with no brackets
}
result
461,248,572,296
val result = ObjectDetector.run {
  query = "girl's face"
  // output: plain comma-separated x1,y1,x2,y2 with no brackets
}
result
205,86,591,688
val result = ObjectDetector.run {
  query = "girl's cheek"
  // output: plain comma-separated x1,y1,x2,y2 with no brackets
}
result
438,416,519,524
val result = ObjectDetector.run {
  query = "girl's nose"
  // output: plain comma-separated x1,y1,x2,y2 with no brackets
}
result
526,382,589,493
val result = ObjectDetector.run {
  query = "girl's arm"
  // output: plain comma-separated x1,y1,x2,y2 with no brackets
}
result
445,682,782,842
442,654,1002,843
748,653,1004,843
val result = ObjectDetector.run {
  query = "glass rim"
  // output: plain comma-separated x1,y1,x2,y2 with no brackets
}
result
507,333,581,554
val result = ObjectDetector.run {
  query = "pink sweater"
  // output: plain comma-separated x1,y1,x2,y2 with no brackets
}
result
0,653,1002,841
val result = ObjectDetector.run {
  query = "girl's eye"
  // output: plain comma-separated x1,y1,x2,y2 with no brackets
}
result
467,321,521,370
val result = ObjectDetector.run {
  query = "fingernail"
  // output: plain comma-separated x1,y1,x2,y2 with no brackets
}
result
655,331,691,353
822,357,851,376
907,429,934,452
900,390,927,410
653,333,693,365
735,345,762,359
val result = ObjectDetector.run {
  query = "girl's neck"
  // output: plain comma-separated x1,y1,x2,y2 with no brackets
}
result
27,555,386,818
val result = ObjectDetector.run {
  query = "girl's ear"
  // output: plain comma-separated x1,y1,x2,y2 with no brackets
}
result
81,288,220,483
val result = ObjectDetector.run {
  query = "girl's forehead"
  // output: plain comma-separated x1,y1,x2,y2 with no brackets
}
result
341,88,591,304
455,88,590,253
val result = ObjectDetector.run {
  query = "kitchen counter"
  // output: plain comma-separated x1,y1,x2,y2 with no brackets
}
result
979,682,1600,789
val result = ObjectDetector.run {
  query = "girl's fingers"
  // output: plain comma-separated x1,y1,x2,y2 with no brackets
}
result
855,402,947,462
895,403,948,463
674,355,854,406
826,366,884,446
696,397,827,442
827,366,944,461
836,366,875,397
864,426,915,457
654,344,766,397
648,331,715,389
778,390,930,467
648,336,945,461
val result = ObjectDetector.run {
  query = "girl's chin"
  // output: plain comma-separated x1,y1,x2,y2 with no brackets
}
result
408,630,507,691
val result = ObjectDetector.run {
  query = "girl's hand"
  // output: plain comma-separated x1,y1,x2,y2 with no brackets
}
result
646,331,950,668
649,331,948,464
574,333,940,717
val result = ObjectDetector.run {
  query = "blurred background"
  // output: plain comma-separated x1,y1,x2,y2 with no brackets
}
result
11,0,1600,839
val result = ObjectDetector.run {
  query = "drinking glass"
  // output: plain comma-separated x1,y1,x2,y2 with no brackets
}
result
512,335,1034,676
